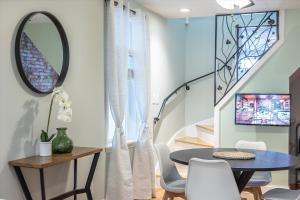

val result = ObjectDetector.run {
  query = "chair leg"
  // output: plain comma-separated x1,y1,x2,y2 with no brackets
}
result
174,192,186,200
163,191,186,200
179,193,186,200
244,187,263,200
251,187,262,200
253,190,259,200
163,191,170,200
257,187,263,200
167,192,174,200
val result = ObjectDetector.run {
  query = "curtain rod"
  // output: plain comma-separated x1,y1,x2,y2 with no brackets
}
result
105,0,137,15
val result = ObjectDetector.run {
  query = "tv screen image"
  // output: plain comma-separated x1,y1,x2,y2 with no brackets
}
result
235,94,291,126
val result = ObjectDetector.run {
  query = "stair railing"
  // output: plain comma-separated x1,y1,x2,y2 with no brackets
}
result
153,71,215,124
214,11,279,104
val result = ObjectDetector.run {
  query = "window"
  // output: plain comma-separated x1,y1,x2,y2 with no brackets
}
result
107,13,140,144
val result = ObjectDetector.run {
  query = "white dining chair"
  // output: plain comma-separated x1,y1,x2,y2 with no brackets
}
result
263,188,300,200
235,140,272,200
185,158,241,200
154,144,186,200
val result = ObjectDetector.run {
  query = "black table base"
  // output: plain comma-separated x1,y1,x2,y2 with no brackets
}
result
233,171,255,192
13,152,100,200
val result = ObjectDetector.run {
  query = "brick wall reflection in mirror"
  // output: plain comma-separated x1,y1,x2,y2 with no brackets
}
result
20,32,58,92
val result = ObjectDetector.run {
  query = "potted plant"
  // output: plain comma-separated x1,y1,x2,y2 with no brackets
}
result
39,87,72,156
39,130,55,156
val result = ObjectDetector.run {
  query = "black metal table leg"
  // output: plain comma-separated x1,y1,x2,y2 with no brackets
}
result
40,168,46,200
235,170,255,192
74,159,77,200
85,153,100,200
14,166,33,200
233,171,241,183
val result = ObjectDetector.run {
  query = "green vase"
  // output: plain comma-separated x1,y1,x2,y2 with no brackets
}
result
52,128,73,154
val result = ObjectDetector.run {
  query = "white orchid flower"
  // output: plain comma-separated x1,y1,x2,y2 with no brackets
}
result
49,87,73,124
52,87,63,97
58,100,72,108
57,105,72,123
52,87,69,103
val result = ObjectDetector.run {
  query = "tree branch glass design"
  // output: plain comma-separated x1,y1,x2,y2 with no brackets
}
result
214,11,279,105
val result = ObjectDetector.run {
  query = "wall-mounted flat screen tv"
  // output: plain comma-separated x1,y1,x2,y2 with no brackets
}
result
235,94,291,126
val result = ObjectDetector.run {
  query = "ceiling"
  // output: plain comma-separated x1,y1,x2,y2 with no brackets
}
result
133,0,300,18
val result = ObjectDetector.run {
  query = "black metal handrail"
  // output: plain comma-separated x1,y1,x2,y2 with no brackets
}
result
153,62,232,125
153,71,215,124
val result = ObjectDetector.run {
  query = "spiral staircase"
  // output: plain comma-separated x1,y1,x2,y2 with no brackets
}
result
154,11,285,191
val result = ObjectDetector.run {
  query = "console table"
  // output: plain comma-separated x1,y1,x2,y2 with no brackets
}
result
9,147,103,200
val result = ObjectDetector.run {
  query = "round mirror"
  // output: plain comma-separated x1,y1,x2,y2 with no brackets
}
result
15,11,69,94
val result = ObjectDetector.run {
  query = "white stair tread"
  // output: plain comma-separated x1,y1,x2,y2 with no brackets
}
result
196,124,214,134
175,136,214,148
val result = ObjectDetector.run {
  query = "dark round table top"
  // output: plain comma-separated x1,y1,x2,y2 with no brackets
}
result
170,148,300,171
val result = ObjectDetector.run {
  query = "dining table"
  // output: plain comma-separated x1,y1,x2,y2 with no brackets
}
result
170,148,300,192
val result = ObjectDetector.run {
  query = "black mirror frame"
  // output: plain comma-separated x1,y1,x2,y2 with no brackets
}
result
15,11,69,94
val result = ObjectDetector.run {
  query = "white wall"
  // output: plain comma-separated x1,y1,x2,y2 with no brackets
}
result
149,16,216,132
148,13,186,143
0,0,105,199
146,15,217,142
184,17,215,125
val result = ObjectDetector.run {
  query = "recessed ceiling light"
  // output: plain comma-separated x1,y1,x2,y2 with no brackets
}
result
216,0,255,10
179,8,191,13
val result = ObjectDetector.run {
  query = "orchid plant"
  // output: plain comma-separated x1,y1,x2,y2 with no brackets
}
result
40,87,72,142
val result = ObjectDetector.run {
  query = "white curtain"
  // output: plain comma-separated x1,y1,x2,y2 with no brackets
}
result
132,11,156,199
105,1,133,200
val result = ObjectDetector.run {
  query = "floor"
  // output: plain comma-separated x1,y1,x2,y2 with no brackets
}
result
152,189,254,200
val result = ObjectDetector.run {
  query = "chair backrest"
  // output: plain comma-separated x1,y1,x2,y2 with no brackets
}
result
186,158,241,200
235,140,267,151
154,144,182,189
235,140,272,183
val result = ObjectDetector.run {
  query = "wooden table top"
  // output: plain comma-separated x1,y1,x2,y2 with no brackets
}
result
170,148,300,171
8,147,103,169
